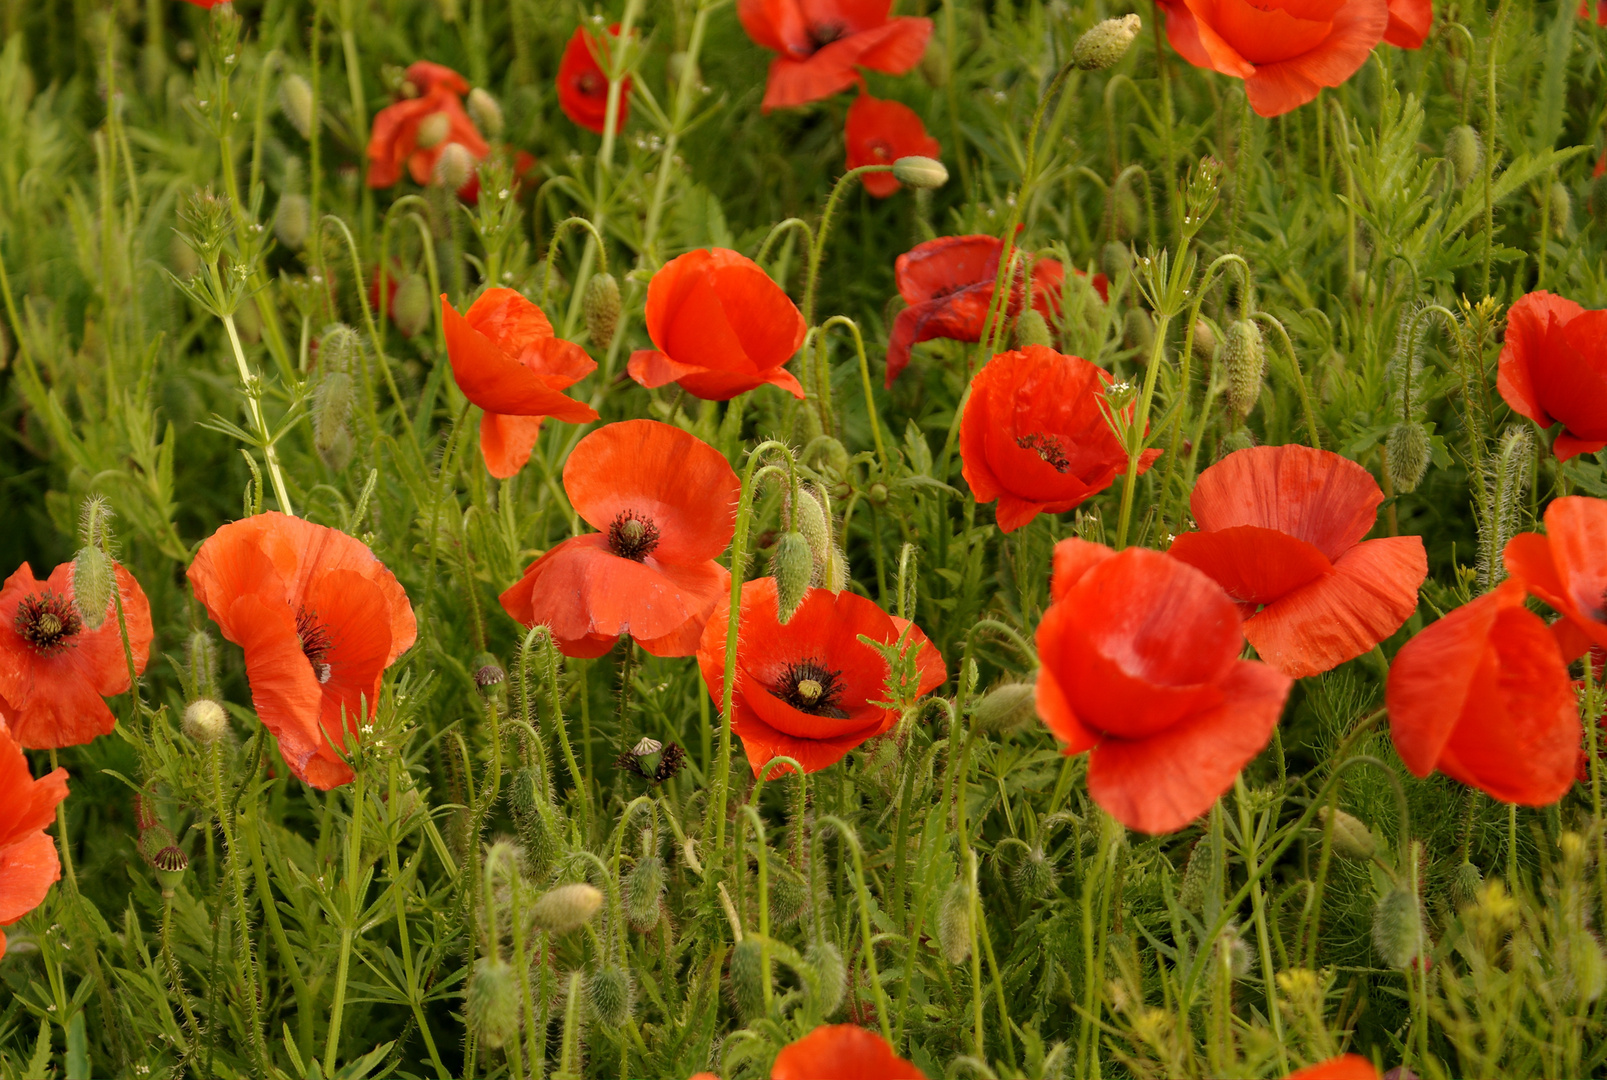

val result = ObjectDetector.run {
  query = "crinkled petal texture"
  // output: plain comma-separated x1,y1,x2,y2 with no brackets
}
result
557,25,631,134
1287,1055,1382,1080
697,579,944,776
1159,0,1388,116
961,346,1160,532
1034,540,1292,833
770,1023,928,1080
0,561,153,749
629,248,807,400
188,513,418,790
1383,0,1432,46
1387,582,1579,805
0,724,67,961
845,93,941,197
1497,292,1607,462
739,0,932,110
1504,495,1607,655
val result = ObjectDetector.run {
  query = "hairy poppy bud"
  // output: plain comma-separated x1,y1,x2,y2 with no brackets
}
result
584,272,621,349
794,486,832,571
183,699,230,745
892,155,948,190
279,73,314,139
1222,319,1265,420
772,531,813,623
587,963,633,1029
187,630,219,695
727,938,767,1020
1191,319,1218,363
392,273,432,338
531,882,603,934
71,545,113,632
153,846,189,898
1123,308,1154,354
1445,125,1482,188
433,142,476,191
472,652,506,690
1073,14,1142,70
1218,428,1256,457
624,855,665,931
1386,420,1431,494
1012,846,1057,900
770,868,810,926
972,682,1038,734
1449,860,1482,910
1219,923,1256,979
918,37,948,87
823,544,849,592
1114,184,1143,240
1101,241,1132,283
937,880,973,964
1177,839,1209,911
509,769,560,876
1372,886,1425,969
138,821,176,865
415,110,451,150
314,370,355,471
319,323,360,375
807,939,846,1015
468,957,521,1048
273,193,310,251
1013,309,1053,350
467,87,504,137
1316,806,1376,860
1551,181,1573,238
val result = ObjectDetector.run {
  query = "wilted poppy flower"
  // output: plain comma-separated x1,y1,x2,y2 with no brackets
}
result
1287,1056,1381,1080
1386,581,1579,805
627,248,808,401
0,723,67,962
738,0,933,112
501,420,741,659
367,61,490,189
0,560,153,749
960,345,1160,533
442,288,601,478
1169,445,1427,679
845,93,941,198
697,579,943,776
1157,0,1388,117
558,24,631,134
1504,496,1607,658
188,513,418,790
1497,291,1607,462
770,1023,927,1079
1384,0,1432,46
1035,538,1293,834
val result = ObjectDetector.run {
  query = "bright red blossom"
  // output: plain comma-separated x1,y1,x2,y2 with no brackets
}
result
0,723,67,962
1286,1055,1381,1080
960,345,1160,533
1496,291,1607,462
1169,445,1427,678
366,62,490,189
0,560,153,749
628,248,808,401
188,513,418,790
697,579,944,776
1384,0,1432,47
1504,496,1607,659
558,24,631,134
845,93,940,198
1035,539,1293,834
770,1023,927,1079
501,421,740,659
738,0,933,112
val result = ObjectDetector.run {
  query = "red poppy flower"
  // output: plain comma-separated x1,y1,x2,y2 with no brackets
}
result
0,560,153,749
501,420,741,659
1383,0,1431,46
1168,445,1428,679
697,579,943,776
0,722,67,962
1504,496,1607,660
1386,581,1579,806
738,0,933,112
770,1023,927,1079
367,62,490,189
1157,0,1388,117
558,24,631,134
1286,1056,1381,1080
1034,538,1293,834
442,288,600,478
845,93,940,198
627,248,808,401
1582,0,1607,26
188,513,418,790
960,345,1161,533
1496,291,1607,462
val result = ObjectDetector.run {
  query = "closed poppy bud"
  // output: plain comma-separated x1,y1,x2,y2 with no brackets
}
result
727,938,767,1019
937,879,972,964
892,155,948,190
972,682,1038,734
1191,318,1218,363
1012,846,1057,899
772,531,814,623
71,546,113,633
433,142,476,191
587,962,633,1029
1446,125,1482,188
1013,309,1053,350
583,271,621,349
415,110,451,150
794,486,832,570
530,882,603,934
279,73,314,139
868,482,890,505
1101,241,1132,283
138,821,175,864
319,323,360,374
1073,14,1142,70
1124,308,1155,353
187,630,219,696
624,855,665,930
467,957,521,1048
770,869,810,926
182,699,230,745
314,370,355,470
1386,420,1430,493
467,87,503,137
1552,182,1573,238
1372,885,1425,969
1222,319,1264,419
806,940,846,1016
1449,860,1482,910
153,846,188,898
1114,184,1143,239
1316,806,1376,860
1218,428,1255,456
273,193,310,251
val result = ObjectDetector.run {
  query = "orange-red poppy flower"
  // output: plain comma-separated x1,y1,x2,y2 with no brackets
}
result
627,248,808,401
770,1023,927,1079
558,24,631,134
1157,0,1388,117
1497,291,1607,462
0,560,153,749
1504,496,1607,659
1169,445,1427,679
960,345,1160,533
845,92,940,198
188,513,418,790
442,288,600,478
1035,538,1293,834
697,579,944,776
1384,0,1432,46
1386,581,1579,806
0,722,67,962
738,0,933,112
1286,1056,1381,1080
501,421,741,659
1582,0,1607,26
367,62,490,189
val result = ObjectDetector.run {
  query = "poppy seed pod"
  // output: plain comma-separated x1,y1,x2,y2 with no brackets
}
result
467,957,521,1048
806,939,846,1016
586,963,633,1029
273,193,310,251
182,699,230,745
314,371,355,470
624,855,665,931
530,882,603,934
71,545,113,632
891,155,948,190
583,272,621,349
1316,806,1376,860
433,142,476,191
414,110,451,150
1386,420,1431,493
1372,886,1425,969
466,87,503,137
1073,14,1142,70
772,531,814,623
392,274,432,338
153,846,188,898
279,73,314,139
727,938,767,1020
1013,309,1053,350
472,652,506,690
937,880,972,964
972,681,1038,734
1446,125,1482,188
1222,320,1265,419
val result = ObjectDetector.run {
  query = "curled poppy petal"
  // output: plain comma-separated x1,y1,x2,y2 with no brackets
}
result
770,1023,927,1080
1504,495,1607,653
1383,0,1432,46
739,0,933,111
1497,291,1607,460
0,723,67,963
558,24,631,134
845,92,941,198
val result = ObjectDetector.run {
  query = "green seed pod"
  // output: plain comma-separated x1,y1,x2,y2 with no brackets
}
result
433,142,476,191
530,883,603,935
1013,309,1053,350
153,846,188,898
586,962,633,1029
1101,241,1132,283
279,73,315,139
1218,428,1256,458
1222,319,1265,420
273,193,310,251
1123,308,1154,354
1316,806,1376,861
772,531,814,623
937,880,973,965
624,856,665,931
918,37,948,87
1372,886,1425,969
71,545,114,632
467,957,521,1049
472,652,506,690
727,938,767,1020
1386,421,1431,494
1445,125,1482,188
584,272,621,349
1011,847,1057,900
806,940,846,1016
467,87,504,137
314,371,355,471
182,699,230,745
392,273,432,338
891,156,948,190
1449,860,1483,911
1551,181,1573,238
769,868,810,927
1073,14,1142,70
971,682,1038,735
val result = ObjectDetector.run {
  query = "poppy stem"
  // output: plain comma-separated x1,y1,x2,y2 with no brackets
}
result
221,311,296,517
323,767,367,1072
1234,775,1288,1073
802,165,894,328
819,315,891,477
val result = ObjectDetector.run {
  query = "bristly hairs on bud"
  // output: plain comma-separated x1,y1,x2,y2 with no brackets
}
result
467,87,504,137
1222,319,1265,421
1386,421,1431,494
1372,885,1426,969
891,156,948,190
584,272,622,350
1446,124,1483,188
1072,14,1141,71
1013,309,1053,350
392,273,432,338
806,939,846,1016
771,531,813,623
72,496,116,630
433,142,476,191
279,73,315,139
727,938,768,1019
187,629,220,701
1476,425,1533,592
937,879,973,964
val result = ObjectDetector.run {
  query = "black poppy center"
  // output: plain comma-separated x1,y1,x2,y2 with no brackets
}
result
775,658,849,718
810,20,847,48
1016,432,1072,473
296,608,335,684
608,510,662,562
15,591,82,656
578,71,607,97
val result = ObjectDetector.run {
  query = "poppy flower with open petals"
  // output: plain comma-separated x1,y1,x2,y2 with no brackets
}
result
627,248,808,401
697,579,944,776
1504,496,1607,659
367,61,490,189
0,560,153,749
1286,1056,1381,1080
501,420,741,659
738,0,933,112
558,24,631,134
960,345,1160,533
442,288,600,478
188,513,418,790
771,1023,927,1079
0,723,67,962
845,93,941,198
1169,445,1427,679
1157,0,1388,117
1035,538,1293,834
1497,291,1607,462
1386,581,1578,805
1384,0,1432,46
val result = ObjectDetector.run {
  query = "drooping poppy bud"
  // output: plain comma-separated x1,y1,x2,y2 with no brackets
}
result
772,531,814,622
1011,846,1057,899
1316,806,1376,860
71,545,114,633
586,963,633,1029
280,73,315,139
391,273,432,338
1551,181,1573,238
1013,309,1053,350
433,142,476,191
467,957,521,1048
1386,420,1431,493
937,879,972,964
530,882,603,934
1073,14,1142,70
727,938,767,1019
414,110,451,150
1222,319,1265,418
274,193,310,250
1372,885,1425,969
624,855,665,931
583,271,621,349
1449,860,1482,910
1446,125,1482,187
466,87,503,137
314,369,355,470
770,869,810,926
970,682,1038,734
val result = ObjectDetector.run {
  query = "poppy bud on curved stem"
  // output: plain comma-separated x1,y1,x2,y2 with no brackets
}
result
1386,421,1430,494
624,854,666,931
891,156,948,190
468,957,521,1048
279,73,314,139
392,274,432,338
273,193,310,251
1073,14,1142,70
530,882,603,934
972,681,1039,734
1222,319,1265,419
937,880,973,964
772,531,814,622
727,938,767,1019
1013,309,1053,350
584,271,622,349
1446,125,1482,188
806,939,846,1016
1373,884,1426,970
587,962,633,1029
433,142,476,191
415,111,451,150
72,499,115,632
1315,806,1376,860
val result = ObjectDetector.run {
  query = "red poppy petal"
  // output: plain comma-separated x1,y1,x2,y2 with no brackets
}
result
1535,310,1607,444
308,568,396,752
0,728,67,848
1538,496,1607,647
480,412,546,478
0,831,60,928
1169,525,1333,605
761,52,863,111
650,255,761,379
706,249,808,373
1243,0,1388,117
1287,1054,1382,1080
406,61,470,95
1170,0,1259,77
741,671,889,740
1383,0,1432,46
229,592,340,788
1211,0,1337,64
853,17,935,76
626,349,706,390
1034,660,1101,754
737,0,807,54
1553,432,1607,462
1049,537,1117,602
464,285,555,343
675,365,807,401
734,584,900,707
895,235,1002,304
1190,444,1382,561
771,1024,927,1080
1505,530,1581,631
442,296,599,421
1498,291,1580,429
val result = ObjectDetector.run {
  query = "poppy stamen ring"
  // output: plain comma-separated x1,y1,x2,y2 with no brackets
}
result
776,659,849,719
607,510,662,562
15,592,83,656
296,608,336,684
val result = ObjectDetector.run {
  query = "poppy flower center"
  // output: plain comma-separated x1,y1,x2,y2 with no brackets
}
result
775,659,849,718
578,71,607,97
868,138,894,163
607,511,662,562
296,608,335,684
810,20,847,47
1016,432,1072,473
15,591,82,656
